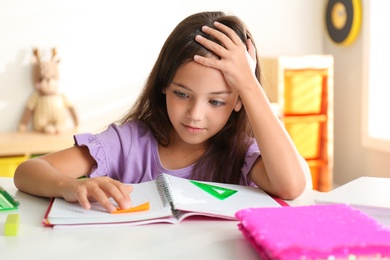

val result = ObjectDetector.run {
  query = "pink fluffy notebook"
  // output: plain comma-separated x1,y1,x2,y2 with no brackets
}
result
235,204,390,260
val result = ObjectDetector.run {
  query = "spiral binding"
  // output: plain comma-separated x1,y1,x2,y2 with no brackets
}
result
156,174,175,207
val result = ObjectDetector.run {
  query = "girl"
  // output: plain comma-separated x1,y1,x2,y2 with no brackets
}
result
14,11,309,213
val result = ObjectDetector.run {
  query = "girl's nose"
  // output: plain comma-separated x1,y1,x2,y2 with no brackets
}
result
187,100,203,121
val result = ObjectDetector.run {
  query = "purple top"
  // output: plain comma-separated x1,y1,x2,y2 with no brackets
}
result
74,121,260,186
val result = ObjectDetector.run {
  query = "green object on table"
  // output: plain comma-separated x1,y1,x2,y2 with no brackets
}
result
4,213,20,236
0,186,19,212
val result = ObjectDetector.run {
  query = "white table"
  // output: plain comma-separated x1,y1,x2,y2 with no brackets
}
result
0,177,321,260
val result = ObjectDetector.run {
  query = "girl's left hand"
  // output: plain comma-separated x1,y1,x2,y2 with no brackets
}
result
194,21,258,92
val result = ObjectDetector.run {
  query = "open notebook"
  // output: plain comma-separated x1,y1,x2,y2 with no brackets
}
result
43,173,283,229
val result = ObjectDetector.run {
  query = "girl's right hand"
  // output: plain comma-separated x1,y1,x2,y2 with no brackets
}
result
61,176,133,213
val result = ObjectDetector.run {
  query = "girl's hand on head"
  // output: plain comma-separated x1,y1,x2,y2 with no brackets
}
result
61,177,133,213
194,22,257,92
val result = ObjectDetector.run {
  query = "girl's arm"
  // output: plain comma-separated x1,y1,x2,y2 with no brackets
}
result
194,22,308,199
14,146,132,212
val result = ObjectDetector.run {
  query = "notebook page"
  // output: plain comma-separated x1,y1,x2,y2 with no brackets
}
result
164,174,281,219
47,181,172,225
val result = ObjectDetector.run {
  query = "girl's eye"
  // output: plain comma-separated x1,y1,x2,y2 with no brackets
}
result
209,100,225,107
173,90,188,98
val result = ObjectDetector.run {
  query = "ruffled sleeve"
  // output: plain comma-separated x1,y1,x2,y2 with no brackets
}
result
73,122,159,183
74,132,110,178
73,123,133,179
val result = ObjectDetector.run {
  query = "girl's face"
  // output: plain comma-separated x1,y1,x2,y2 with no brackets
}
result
164,61,242,146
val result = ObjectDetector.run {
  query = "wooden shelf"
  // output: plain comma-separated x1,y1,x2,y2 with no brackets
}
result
0,131,76,157
0,131,77,177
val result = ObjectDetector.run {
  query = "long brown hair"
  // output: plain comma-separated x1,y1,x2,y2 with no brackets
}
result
120,11,264,184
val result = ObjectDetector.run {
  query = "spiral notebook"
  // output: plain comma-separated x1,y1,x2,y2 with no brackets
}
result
43,173,282,229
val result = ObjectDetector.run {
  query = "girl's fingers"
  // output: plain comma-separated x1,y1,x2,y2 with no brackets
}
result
195,22,249,63
76,189,92,210
78,178,131,212
201,22,243,48
87,185,117,212
62,178,131,213
98,181,132,212
200,25,236,51
196,23,244,59
193,54,213,67
112,184,132,210
195,34,228,58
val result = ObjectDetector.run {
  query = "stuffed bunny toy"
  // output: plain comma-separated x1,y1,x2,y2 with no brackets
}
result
18,48,79,134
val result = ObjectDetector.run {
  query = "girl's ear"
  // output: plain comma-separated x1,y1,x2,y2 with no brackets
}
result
162,88,166,94
233,98,242,112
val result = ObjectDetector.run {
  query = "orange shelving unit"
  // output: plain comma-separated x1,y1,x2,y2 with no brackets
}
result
262,55,334,191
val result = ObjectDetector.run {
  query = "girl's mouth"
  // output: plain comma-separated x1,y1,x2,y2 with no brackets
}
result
183,124,203,133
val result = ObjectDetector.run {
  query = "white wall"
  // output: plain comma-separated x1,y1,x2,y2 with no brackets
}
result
0,0,325,133
324,0,390,185
2,0,388,187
